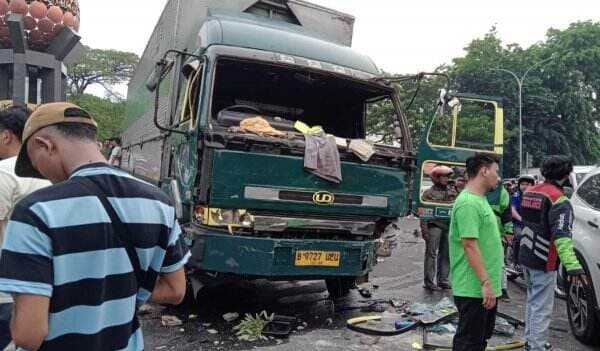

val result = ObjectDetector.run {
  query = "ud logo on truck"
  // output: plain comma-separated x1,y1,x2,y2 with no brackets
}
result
313,191,334,205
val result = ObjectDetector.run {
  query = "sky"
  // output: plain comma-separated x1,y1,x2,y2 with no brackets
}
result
79,0,600,77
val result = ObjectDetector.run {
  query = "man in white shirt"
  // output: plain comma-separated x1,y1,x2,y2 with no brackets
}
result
108,137,122,167
0,106,50,349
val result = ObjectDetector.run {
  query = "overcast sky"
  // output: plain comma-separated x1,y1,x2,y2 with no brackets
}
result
79,0,599,75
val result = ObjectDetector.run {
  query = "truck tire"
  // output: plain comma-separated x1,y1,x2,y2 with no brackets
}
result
567,260,600,345
326,277,355,299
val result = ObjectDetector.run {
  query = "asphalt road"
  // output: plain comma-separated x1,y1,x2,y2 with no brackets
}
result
141,217,597,350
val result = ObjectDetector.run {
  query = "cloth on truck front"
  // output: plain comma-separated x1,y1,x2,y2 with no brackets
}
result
349,139,375,162
304,133,342,183
240,116,286,137
294,120,324,135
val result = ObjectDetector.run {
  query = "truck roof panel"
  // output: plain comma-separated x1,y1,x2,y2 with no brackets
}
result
201,10,379,75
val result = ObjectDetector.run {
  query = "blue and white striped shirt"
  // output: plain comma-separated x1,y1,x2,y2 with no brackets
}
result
0,163,190,350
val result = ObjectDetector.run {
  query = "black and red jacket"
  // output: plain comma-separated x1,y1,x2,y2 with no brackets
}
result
518,181,573,272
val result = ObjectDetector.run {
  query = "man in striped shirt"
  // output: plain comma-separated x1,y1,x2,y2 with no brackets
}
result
0,102,190,350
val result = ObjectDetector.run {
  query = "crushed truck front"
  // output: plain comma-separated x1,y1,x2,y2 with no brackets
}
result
123,7,415,294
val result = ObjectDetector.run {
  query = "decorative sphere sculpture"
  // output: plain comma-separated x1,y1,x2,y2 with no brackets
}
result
0,0,80,50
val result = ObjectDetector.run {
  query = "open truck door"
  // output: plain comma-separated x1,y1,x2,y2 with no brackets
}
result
413,93,504,220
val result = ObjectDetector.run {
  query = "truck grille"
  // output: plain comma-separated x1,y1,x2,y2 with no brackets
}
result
251,210,379,222
244,186,388,208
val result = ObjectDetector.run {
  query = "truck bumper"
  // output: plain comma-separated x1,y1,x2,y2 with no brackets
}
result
186,231,374,277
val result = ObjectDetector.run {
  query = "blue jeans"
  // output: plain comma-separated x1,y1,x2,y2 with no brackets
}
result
0,303,11,349
524,267,555,351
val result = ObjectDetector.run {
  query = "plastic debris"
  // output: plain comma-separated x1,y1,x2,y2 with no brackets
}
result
427,323,456,334
494,316,516,336
161,315,183,327
223,312,240,322
412,342,423,350
408,302,432,315
394,320,416,330
434,297,455,310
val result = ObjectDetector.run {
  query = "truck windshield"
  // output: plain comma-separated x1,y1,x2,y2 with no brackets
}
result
211,58,397,140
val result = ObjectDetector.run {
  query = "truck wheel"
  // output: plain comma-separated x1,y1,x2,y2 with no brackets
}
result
567,264,600,345
326,277,355,299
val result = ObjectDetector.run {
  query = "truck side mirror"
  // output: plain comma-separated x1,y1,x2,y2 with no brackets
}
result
146,59,175,92
182,58,202,79
438,89,461,117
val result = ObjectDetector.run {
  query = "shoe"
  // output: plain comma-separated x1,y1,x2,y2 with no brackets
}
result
555,286,566,299
524,342,553,350
438,283,452,290
423,285,442,291
500,289,511,302
514,264,523,274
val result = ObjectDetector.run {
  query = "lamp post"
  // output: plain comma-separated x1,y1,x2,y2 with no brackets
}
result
489,55,555,174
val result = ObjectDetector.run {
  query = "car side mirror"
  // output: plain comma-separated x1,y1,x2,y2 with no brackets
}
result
564,186,574,198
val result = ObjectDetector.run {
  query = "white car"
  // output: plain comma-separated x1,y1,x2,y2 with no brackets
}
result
566,166,600,345
571,165,596,189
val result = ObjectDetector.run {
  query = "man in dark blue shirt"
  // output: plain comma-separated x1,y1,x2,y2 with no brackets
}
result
510,175,535,269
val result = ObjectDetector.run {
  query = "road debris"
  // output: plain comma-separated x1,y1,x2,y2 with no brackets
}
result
263,315,297,338
360,335,381,345
223,312,240,322
138,304,154,316
161,315,183,327
233,311,274,341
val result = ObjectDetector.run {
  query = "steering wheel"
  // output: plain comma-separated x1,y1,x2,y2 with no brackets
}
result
221,104,262,115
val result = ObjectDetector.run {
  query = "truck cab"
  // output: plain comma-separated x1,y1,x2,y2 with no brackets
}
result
121,0,502,298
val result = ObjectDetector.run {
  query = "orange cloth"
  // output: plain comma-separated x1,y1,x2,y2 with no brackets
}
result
240,116,286,137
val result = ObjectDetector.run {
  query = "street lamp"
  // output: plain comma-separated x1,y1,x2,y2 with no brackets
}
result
489,55,555,174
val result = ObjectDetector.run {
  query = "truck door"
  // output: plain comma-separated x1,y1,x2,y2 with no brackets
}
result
413,94,504,220
151,54,205,222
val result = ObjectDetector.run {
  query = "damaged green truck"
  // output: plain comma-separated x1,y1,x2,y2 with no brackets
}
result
121,0,504,298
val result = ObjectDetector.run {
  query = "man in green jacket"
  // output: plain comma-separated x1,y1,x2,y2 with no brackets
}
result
489,185,514,301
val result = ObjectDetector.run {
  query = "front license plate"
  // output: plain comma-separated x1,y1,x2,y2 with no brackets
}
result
294,250,340,267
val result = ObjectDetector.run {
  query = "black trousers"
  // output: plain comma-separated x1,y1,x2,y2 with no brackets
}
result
452,296,497,351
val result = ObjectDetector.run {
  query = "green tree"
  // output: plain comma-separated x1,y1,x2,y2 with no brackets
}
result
66,47,139,98
69,94,125,140
365,72,449,149
449,24,600,176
